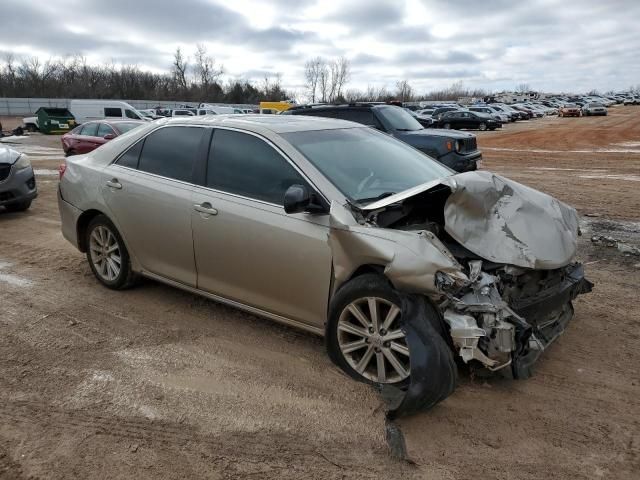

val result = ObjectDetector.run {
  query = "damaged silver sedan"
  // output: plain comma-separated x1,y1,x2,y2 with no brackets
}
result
58,115,591,414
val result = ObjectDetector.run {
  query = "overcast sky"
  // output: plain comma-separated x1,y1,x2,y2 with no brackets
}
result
1,0,639,97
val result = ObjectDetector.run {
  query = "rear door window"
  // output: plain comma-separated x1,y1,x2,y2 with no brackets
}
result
116,140,143,169
206,129,305,205
335,109,375,126
137,127,204,182
104,108,122,117
80,123,99,136
303,110,336,119
97,123,115,137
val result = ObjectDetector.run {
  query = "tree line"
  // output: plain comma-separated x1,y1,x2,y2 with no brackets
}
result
1,47,629,104
0,46,290,104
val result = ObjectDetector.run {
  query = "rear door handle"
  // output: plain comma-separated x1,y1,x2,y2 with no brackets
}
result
106,179,122,189
194,202,218,215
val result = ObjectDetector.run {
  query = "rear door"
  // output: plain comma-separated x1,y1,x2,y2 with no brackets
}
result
102,125,208,286
191,128,332,328
75,123,102,153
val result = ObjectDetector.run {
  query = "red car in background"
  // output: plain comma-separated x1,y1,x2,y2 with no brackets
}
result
61,120,145,156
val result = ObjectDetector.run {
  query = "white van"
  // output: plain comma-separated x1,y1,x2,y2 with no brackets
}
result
197,103,238,114
69,100,148,124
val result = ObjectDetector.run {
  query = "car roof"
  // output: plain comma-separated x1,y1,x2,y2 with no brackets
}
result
160,114,363,133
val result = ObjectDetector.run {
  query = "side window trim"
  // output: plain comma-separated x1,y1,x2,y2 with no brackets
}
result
204,126,328,208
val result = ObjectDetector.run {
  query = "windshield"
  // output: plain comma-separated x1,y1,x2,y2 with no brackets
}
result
376,105,423,131
589,103,603,107
124,109,142,119
282,127,452,203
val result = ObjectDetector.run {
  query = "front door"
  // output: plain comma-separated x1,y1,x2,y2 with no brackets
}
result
191,128,332,328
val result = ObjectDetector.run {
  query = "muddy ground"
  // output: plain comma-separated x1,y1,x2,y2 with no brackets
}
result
1,108,639,479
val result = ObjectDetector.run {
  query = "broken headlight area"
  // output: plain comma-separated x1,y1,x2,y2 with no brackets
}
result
438,260,593,379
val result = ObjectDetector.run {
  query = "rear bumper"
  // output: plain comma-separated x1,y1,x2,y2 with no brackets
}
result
58,187,83,249
0,166,38,206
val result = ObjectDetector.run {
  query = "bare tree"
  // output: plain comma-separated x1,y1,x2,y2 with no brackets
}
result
172,47,189,91
194,44,223,100
395,80,413,102
516,83,531,93
332,56,350,101
318,60,330,102
304,57,323,103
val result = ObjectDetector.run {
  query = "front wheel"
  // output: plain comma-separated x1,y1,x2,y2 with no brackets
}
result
86,215,137,289
327,274,410,386
443,123,451,129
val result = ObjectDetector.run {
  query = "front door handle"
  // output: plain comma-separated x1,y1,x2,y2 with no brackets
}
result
106,178,122,189
194,202,218,216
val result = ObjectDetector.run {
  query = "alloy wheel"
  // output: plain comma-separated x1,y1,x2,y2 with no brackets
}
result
89,225,122,282
337,297,409,383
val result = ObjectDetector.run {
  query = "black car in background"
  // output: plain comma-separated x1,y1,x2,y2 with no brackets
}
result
436,110,500,131
285,103,481,172
431,106,460,119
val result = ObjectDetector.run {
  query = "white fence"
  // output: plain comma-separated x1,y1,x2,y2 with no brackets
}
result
0,98,257,116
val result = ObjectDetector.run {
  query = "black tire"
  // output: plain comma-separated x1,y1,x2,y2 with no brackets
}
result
65,149,75,157
443,123,451,129
85,214,137,290
25,124,37,133
4,200,31,212
478,122,487,131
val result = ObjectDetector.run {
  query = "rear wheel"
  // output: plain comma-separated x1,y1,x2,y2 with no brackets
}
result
327,274,410,386
478,122,487,131
86,215,137,289
443,123,451,129
65,149,75,157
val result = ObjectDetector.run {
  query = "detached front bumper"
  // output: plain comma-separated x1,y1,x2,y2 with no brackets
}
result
509,263,593,379
441,261,592,379
0,165,38,207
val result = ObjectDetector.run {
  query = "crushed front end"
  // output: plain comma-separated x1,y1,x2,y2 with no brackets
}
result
437,259,592,379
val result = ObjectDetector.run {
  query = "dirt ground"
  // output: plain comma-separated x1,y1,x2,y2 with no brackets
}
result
1,108,639,479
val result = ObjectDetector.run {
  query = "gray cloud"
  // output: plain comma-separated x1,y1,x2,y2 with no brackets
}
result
1,0,639,94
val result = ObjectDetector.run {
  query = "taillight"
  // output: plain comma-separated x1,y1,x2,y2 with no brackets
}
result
58,161,67,180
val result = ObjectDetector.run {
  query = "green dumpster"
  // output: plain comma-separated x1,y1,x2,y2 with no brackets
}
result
35,107,76,134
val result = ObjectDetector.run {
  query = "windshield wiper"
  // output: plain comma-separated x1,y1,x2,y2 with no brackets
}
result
356,192,396,204
395,128,422,131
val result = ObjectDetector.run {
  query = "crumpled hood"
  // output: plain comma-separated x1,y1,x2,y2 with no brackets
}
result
0,144,21,165
361,170,580,270
441,171,579,269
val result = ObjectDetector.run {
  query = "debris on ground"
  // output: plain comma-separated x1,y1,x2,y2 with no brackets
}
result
591,235,640,256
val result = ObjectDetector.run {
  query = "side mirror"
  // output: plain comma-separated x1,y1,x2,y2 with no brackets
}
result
103,133,115,140
283,184,325,214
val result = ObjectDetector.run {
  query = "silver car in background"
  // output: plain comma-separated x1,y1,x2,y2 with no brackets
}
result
0,144,37,212
58,115,591,409
582,102,608,116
